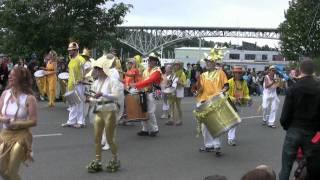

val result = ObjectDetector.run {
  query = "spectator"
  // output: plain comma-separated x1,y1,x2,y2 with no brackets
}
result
242,165,276,180
279,59,320,180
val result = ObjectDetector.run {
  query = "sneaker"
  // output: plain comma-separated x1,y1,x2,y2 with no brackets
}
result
262,121,267,126
61,123,73,127
149,131,159,137
215,148,223,157
175,120,183,126
160,114,168,119
137,131,149,136
228,139,236,146
102,143,110,151
268,124,276,128
165,120,174,126
199,147,215,152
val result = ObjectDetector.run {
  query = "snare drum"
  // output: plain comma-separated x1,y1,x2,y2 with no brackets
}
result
58,72,69,80
34,70,45,78
125,93,148,121
194,93,241,138
64,90,81,106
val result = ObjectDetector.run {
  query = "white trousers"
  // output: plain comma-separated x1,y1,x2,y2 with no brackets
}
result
141,93,159,132
262,95,280,125
67,84,85,125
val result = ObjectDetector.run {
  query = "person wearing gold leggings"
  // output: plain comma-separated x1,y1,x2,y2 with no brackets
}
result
44,50,58,107
166,60,186,126
0,67,38,180
86,54,123,173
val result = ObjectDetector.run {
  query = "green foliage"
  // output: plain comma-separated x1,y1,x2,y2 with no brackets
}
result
0,0,132,60
279,0,320,60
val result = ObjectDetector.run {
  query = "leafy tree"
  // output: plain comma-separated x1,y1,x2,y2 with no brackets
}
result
279,0,320,60
0,0,132,60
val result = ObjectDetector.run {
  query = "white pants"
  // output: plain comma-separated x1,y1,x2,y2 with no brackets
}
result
262,95,280,125
67,84,85,125
202,124,221,148
162,93,170,111
141,93,159,132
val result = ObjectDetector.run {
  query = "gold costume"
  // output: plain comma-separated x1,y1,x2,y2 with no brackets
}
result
36,76,47,97
46,61,57,106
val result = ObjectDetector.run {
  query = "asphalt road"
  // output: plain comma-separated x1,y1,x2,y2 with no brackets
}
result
19,96,288,180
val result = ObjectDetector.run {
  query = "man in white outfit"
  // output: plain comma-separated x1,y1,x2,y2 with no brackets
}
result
262,65,280,128
62,42,86,128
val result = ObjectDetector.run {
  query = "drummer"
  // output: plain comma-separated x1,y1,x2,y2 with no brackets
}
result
124,58,141,89
86,55,123,173
61,42,86,128
226,66,250,146
130,52,162,137
160,64,173,119
196,51,229,156
44,50,58,107
166,60,186,126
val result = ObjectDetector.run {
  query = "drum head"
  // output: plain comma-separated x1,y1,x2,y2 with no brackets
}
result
34,70,45,78
58,72,69,80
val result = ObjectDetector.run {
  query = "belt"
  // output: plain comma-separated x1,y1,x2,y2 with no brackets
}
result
97,101,114,105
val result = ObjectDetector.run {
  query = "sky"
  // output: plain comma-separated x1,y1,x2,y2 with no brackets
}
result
113,0,291,47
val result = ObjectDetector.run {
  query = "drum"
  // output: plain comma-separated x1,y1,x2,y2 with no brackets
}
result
194,93,241,138
34,70,45,78
58,72,69,80
125,93,148,121
64,90,81,106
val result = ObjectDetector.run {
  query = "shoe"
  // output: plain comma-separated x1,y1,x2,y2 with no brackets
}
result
137,131,149,136
199,147,215,152
215,148,223,157
160,114,168,119
102,144,110,151
165,120,174,126
73,124,86,129
40,96,45,101
262,121,267,126
87,160,103,173
175,121,183,126
149,131,159,137
106,160,120,173
61,123,73,127
228,139,236,146
268,124,276,128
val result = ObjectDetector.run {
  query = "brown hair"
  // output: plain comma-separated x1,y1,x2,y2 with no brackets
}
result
241,169,276,180
300,59,314,75
10,67,34,95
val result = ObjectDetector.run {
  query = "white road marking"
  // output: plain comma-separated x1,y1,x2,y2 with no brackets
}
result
241,115,263,120
33,133,63,138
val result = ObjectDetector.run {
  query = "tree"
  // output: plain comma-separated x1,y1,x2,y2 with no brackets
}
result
0,0,132,60
279,0,320,61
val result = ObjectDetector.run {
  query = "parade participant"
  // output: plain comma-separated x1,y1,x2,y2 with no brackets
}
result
226,66,250,146
57,57,68,102
279,60,320,180
130,52,161,137
86,55,123,173
44,50,58,107
37,55,49,101
124,58,141,89
262,65,280,128
160,65,172,119
134,55,145,75
0,67,38,180
166,60,186,126
110,48,123,79
196,52,229,156
61,42,86,128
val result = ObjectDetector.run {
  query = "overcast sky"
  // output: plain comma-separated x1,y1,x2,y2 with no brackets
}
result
113,0,291,47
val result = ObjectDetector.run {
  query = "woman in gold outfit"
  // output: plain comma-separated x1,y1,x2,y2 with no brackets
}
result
44,50,58,107
86,54,123,173
0,67,38,180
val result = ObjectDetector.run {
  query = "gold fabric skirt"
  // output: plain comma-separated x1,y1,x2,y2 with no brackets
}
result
0,129,33,164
